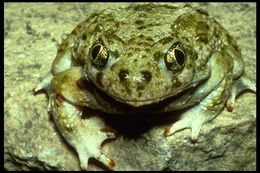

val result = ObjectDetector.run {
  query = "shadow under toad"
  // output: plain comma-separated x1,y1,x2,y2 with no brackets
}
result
84,108,186,139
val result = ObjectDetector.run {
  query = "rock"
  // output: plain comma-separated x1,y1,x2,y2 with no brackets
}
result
4,3,256,171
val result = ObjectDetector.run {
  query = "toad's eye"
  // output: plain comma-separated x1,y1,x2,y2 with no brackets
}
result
90,40,109,69
164,42,186,71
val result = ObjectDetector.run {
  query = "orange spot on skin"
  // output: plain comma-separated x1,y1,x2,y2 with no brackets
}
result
54,95,64,106
226,102,234,112
71,26,81,35
163,127,170,137
108,159,116,169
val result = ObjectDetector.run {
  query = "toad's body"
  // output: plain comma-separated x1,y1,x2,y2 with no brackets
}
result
34,4,255,170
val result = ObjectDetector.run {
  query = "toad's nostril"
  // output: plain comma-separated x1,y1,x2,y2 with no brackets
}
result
141,71,152,83
119,69,129,82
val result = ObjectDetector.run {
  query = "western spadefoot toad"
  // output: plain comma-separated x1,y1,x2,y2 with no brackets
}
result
33,3,255,170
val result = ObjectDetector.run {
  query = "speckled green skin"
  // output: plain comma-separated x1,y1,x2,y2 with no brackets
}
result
51,4,244,110
34,4,255,170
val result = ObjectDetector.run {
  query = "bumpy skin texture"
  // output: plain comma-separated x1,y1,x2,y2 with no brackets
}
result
34,4,255,170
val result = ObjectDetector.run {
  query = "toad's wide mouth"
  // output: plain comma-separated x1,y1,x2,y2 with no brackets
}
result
93,83,195,113
104,81,182,107
105,85,192,107
110,93,174,107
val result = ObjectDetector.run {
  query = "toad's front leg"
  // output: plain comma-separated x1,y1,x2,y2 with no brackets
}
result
49,67,116,170
164,51,235,142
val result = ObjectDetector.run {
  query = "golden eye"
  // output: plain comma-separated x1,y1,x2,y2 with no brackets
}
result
90,40,109,69
164,42,186,71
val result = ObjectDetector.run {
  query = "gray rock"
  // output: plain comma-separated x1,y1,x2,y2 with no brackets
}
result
4,2,256,171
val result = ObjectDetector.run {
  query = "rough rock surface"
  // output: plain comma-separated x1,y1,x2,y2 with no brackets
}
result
4,2,256,171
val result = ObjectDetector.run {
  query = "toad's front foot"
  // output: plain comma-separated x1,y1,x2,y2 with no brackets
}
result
163,110,206,142
72,116,117,170
51,95,117,170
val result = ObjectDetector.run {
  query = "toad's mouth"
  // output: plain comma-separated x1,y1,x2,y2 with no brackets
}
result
91,83,197,114
111,93,176,107
105,83,196,107
95,89,163,107
93,83,194,109
105,85,183,107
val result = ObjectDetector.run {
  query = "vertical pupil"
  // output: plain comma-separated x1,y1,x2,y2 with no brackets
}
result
174,49,185,66
92,45,101,60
